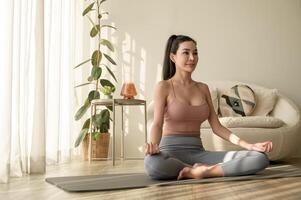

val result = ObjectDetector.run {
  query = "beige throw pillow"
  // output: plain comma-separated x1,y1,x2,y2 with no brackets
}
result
251,88,278,116
219,84,256,117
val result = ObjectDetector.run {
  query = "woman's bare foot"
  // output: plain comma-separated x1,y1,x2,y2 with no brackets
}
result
177,165,209,180
177,164,224,180
193,163,209,168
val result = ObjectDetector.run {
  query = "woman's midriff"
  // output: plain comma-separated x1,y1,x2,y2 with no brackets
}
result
162,131,200,138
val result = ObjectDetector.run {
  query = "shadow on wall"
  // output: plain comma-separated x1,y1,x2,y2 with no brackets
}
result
119,32,147,157
99,0,171,157
105,27,161,158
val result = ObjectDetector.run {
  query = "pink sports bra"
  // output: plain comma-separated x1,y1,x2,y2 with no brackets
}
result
163,80,210,134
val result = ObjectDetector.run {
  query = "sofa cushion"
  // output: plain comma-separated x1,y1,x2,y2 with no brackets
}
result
251,87,278,116
201,116,285,128
219,84,256,117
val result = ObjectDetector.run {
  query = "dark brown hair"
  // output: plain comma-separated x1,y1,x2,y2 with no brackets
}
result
162,35,197,80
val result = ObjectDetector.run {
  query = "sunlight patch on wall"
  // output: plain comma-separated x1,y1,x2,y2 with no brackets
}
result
139,48,146,92
120,32,148,158
122,32,134,82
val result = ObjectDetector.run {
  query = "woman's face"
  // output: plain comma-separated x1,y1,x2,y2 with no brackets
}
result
170,41,198,73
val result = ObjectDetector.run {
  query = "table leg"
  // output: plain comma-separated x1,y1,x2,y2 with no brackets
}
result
121,106,124,160
112,100,116,166
89,104,94,163
144,103,148,143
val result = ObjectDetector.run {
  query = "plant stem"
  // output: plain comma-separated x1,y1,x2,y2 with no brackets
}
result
96,0,101,92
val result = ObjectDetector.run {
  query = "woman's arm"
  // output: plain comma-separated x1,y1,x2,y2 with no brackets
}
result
145,81,169,155
202,84,272,152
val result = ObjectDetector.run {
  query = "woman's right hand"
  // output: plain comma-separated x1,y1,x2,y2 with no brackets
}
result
249,141,273,153
144,142,160,155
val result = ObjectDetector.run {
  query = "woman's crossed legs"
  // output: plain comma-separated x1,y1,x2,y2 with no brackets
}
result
144,150,269,180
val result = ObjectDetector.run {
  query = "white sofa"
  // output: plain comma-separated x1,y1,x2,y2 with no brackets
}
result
147,81,301,161
202,81,301,161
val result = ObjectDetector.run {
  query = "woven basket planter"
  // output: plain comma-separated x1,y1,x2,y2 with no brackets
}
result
82,132,110,160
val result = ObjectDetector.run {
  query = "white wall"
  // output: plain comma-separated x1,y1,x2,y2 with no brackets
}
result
93,0,301,158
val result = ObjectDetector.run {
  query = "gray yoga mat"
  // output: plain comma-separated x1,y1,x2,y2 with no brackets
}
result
46,173,161,192
45,165,301,192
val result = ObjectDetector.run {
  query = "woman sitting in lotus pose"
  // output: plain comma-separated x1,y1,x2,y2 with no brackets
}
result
144,35,272,180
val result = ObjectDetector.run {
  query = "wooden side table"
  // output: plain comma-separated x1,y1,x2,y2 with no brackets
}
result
89,98,147,165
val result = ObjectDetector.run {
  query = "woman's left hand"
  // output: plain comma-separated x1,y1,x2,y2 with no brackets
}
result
249,141,273,153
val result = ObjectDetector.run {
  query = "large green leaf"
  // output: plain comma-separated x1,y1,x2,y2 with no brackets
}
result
82,2,95,16
94,112,109,124
82,118,91,129
99,123,109,133
74,82,94,88
74,128,89,147
103,65,117,82
100,39,114,52
74,59,91,69
93,109,110,131
88,90,100,102
94,114,103,127
103,53,116,65
100,109,110,121
75,99,90,121
91,50,102,67
92,116,101,131
91,66,102,80
100,79,115,88
90,25,100,37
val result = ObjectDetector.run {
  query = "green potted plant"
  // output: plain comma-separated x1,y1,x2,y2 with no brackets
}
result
101,85,115,99
74,0,117,160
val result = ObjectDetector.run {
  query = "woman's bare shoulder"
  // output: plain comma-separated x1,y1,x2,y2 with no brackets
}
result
195,81,212,101
155,80,171,95
156,80,170,89
195,81,209,91
157,80,170,87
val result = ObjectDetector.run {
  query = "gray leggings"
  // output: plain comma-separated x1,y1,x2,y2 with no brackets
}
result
144,135,269,180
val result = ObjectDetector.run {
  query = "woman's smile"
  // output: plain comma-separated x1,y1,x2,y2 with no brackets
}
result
185,63,196,68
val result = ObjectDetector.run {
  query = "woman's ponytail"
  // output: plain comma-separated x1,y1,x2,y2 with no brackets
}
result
162,35,177,80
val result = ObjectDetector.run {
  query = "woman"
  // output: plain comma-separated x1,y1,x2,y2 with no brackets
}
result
144,35,273,180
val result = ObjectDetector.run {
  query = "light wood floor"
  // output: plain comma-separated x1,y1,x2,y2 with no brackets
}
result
1,158,301,200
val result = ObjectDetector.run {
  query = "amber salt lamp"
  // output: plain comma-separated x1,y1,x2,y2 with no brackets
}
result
120,83,137,99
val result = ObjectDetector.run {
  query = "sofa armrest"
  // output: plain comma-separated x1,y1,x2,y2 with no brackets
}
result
270,95,300,126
